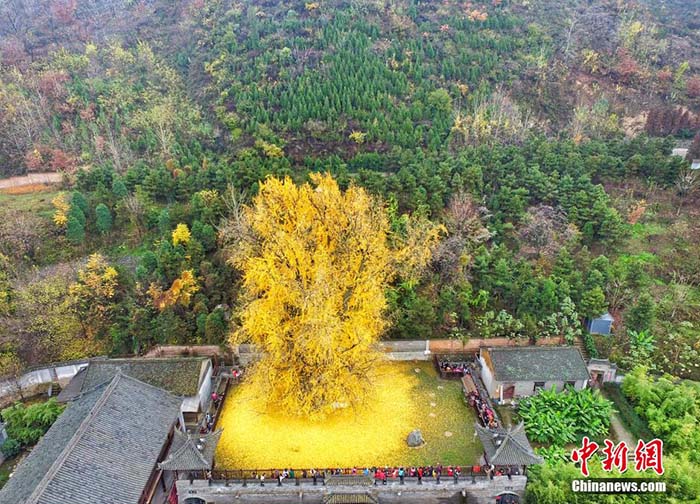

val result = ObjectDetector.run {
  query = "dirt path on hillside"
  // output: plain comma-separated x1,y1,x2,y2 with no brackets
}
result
0,172,62,190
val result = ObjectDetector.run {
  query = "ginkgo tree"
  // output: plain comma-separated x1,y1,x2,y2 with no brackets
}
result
227,173,442,418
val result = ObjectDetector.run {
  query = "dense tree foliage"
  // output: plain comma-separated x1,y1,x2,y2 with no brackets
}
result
0,0,695,377
621,366,700,460
226,174,440,417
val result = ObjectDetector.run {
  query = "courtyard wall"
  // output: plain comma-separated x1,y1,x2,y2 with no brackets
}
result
176,475,527,504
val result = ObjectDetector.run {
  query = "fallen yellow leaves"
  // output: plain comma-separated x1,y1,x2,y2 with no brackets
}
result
215,362,480,469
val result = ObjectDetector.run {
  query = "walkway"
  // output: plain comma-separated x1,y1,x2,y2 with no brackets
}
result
610,411,635,447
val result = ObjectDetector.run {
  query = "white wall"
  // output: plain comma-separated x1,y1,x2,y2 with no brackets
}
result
0,361,89,400
479,356,497,397
509,379,588,397
197,361,213,411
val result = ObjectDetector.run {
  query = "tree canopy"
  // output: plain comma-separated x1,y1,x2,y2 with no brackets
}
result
228,173,440,417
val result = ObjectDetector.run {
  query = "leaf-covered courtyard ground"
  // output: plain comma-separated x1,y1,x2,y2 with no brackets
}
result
215,361,481,469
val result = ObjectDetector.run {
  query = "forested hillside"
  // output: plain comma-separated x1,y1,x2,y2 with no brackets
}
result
2,2,700,500
0,0,699,383
2,0,700,176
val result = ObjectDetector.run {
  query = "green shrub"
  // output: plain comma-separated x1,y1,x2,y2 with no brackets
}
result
582,332,599,358
66,215,85,244
1,398,65,447
95,203,113,234
0,438,21,458
621,366,700,456
518,386,613,446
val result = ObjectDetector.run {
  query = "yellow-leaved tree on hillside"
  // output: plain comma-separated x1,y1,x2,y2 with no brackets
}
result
226,173,442,418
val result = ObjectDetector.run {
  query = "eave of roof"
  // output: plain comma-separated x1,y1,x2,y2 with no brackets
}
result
159,429,222,471
475,422,543,466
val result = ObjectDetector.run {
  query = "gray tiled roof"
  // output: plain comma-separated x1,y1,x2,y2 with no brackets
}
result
0,373,181,504
475,422,543,466
0,383,104,504
55,366,87,402
159,429,222,471
485,346,589,382
58,357,209,401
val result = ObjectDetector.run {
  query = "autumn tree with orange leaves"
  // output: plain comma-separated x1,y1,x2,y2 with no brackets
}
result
226,173,442,418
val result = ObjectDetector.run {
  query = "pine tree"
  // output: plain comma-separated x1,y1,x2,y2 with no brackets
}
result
157,209,171,236
71,191,89,215
95,204,113,235
580,287,607,320
66,216,85,245
112,178,128,199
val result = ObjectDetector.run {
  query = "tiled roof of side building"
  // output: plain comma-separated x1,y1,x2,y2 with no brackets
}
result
485,346,590,383
0,373,181,504
59,357,210,401
158,429,222,471
0,381,104,504
475,422,543,466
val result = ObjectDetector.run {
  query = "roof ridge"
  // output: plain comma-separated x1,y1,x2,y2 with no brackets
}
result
172,433,209,467
26,373,125,504
500,424,537,458
476,422,541,464
159,429,223,470
488,345,579,351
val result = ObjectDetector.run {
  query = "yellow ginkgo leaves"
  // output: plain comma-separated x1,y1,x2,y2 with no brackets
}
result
227,173,442,418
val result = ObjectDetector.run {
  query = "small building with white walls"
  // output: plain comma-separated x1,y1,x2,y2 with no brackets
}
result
479,346,589,401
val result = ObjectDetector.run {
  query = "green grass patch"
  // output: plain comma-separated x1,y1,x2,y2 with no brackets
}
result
0,190,60,220
629,222,666,239
0,455,21,490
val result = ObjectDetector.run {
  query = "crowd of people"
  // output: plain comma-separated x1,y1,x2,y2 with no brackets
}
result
436,356,470,377
197,370,237,434
243,465,470,486
467,389,498,429
213,462,523,486
461,367,499,429
371,464,463,484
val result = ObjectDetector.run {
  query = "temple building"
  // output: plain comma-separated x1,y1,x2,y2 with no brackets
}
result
479,347,590,401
